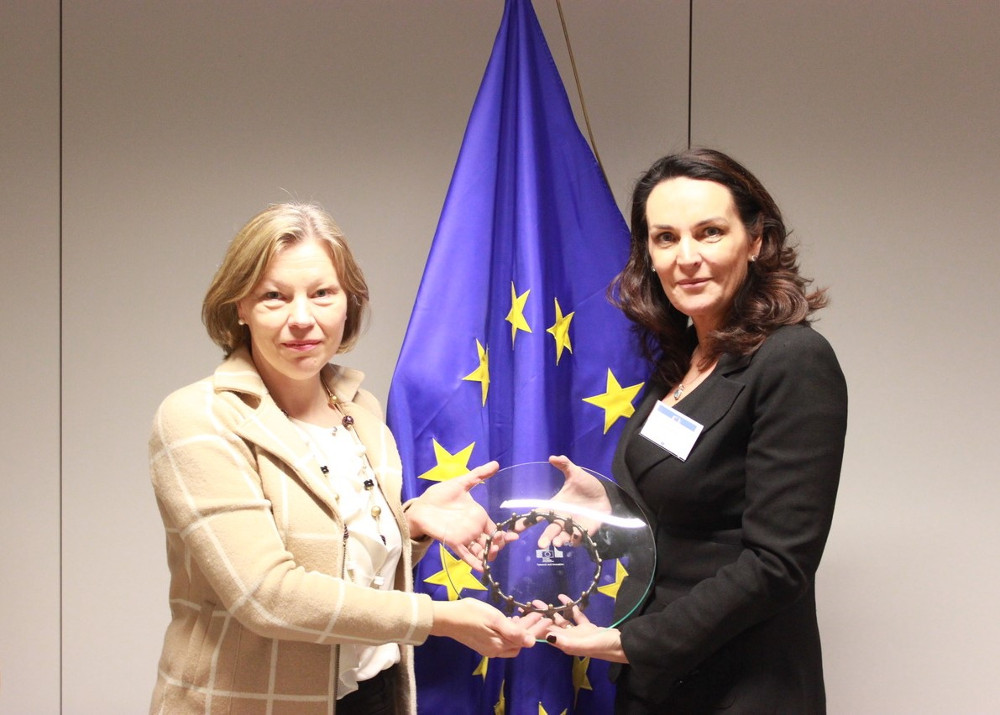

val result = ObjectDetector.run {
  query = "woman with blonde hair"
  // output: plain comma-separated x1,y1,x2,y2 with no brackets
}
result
149,202,533,714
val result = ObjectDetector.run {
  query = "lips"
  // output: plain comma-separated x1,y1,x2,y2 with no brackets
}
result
676,278,709,288
283,340,322,351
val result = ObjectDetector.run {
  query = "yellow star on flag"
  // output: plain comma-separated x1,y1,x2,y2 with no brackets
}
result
505,282,532,344
546,298,574,365
583,369,644,433
572,656,593,707
473,656,489,680
597,559,629,600
494,680,506,715
462,339,490,405
538,703,567,715
417,439,475,482
423,544,487,601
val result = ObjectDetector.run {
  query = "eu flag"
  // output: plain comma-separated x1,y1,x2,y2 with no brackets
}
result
388,1,647,712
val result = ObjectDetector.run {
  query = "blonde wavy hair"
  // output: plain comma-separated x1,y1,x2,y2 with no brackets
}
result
202,202,370,356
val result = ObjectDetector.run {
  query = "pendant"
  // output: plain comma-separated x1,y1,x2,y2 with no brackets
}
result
673,384,685,400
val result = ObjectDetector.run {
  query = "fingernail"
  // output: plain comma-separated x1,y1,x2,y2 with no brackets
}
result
545,634,557,644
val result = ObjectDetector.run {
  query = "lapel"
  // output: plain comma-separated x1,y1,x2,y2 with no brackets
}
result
625,351,751,478
211,348,371,517
237,399,344,514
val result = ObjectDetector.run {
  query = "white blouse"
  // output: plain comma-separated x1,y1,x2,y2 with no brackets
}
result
291,419,403,698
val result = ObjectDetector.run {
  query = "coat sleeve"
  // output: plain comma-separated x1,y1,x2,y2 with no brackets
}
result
619,327,848,685
149,381,434,647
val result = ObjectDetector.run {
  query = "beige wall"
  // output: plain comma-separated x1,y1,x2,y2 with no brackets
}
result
2,1,997,712
1,0,62,712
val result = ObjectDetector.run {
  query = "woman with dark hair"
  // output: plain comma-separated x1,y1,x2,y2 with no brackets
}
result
539,149,848,713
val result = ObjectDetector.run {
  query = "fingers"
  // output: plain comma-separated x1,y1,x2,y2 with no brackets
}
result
461,531,494,569
444,461,498,497
481,606,535,656
463,527,517,568
548,454,576,475
523,611,553,641
536,522,562,549
513,609,547,632
537,520,582,549
466,460,500,484
484,530,516,563
495,615,535,648
453,543,483,571
557,593,591,626
536,524,554,549
444,599,535,657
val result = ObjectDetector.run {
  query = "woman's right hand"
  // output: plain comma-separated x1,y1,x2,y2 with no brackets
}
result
430,599,537,658
533,455,613,549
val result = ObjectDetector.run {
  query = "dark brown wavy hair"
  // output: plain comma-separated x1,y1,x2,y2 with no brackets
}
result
612,148,827,388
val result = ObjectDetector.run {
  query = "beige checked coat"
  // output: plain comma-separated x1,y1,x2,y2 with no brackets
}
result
149,347,435,714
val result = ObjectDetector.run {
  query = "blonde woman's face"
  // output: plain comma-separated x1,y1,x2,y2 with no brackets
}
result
237,238,347,390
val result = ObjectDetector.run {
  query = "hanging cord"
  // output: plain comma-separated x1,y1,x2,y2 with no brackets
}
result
687,0,693,148
555,0,609,184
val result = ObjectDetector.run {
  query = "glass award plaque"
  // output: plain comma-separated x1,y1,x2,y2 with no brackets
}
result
446,461,655,629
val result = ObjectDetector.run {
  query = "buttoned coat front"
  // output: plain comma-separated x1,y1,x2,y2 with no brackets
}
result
149,348,434,714
611,324,848,714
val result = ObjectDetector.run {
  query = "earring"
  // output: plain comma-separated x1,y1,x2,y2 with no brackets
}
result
238,318,246,326
749,255,758,263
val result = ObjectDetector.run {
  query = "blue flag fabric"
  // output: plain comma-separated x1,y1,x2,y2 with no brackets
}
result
387,1,648,712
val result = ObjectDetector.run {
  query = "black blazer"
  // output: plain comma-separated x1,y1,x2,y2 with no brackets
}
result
611,324,848,714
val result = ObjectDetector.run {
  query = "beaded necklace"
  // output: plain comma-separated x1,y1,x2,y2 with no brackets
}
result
283,378,396,588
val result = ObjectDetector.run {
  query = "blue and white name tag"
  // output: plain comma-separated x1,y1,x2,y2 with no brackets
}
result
639,401,704,462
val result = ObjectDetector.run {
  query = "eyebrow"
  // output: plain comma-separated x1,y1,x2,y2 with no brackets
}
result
649,216,729,231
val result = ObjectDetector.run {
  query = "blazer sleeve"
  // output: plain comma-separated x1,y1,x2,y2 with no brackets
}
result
619,326,848,684
149,381,434,648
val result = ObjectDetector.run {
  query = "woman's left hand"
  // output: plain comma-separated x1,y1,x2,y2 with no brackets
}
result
529,596,629,663
405,461,516,569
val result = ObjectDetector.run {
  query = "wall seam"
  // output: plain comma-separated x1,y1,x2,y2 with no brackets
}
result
58,0,64,710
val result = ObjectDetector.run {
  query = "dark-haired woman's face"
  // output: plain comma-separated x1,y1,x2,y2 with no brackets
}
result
646,178,760,336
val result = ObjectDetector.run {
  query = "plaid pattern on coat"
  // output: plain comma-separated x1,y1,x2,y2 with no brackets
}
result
149,347,434,714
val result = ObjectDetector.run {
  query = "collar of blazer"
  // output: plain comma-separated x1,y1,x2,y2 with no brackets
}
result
623,348,754,477
212,346,365,404
640,349,752,428
209,346,383,515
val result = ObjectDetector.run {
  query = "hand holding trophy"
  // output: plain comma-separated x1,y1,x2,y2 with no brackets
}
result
444,457,655,632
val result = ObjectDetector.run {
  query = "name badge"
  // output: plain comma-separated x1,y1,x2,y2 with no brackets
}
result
639,401,704,461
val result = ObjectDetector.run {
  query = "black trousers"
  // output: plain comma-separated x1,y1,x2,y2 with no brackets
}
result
336,666,397,715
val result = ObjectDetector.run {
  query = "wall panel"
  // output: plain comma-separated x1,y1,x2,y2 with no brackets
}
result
58,1,686,710
691,2,1000,711
13,1,995,711
0,0,61,712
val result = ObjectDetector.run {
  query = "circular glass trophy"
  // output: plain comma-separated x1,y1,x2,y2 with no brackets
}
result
446,461,655,629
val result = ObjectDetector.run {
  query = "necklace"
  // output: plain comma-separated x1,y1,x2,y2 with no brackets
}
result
283,377,394,587
671,346,716,402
